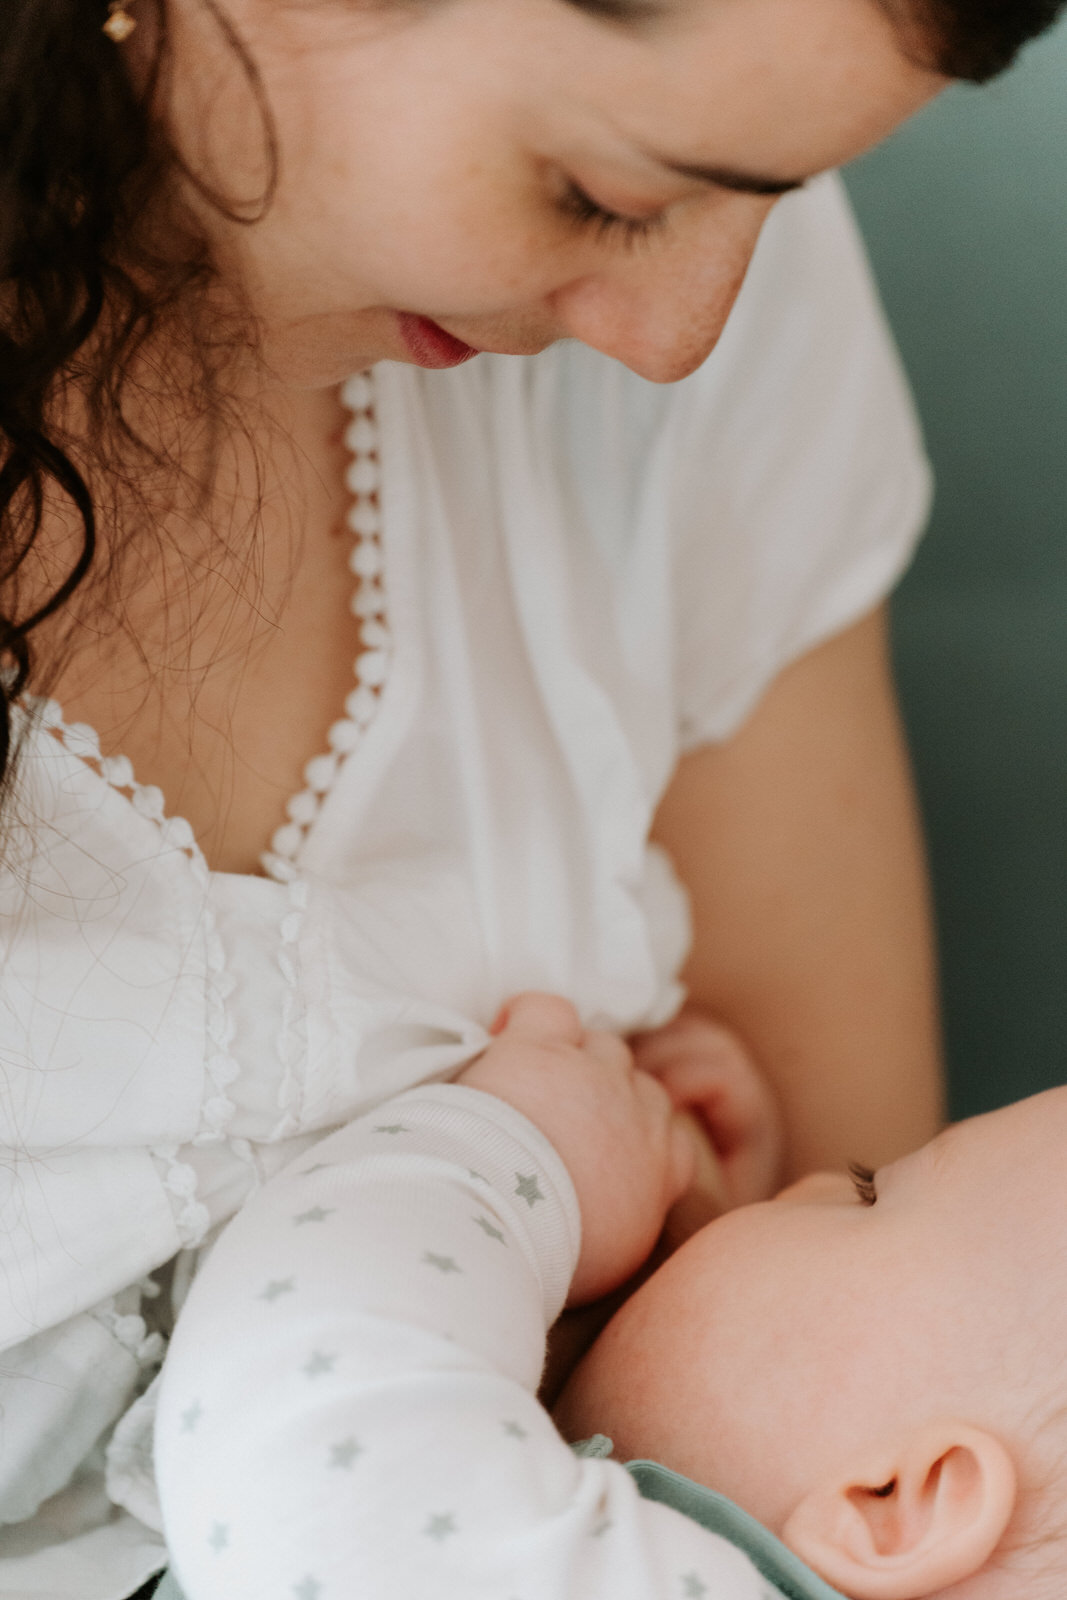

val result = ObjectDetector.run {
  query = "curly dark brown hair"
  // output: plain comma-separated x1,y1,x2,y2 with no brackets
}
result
920,0,1066,78
0,0,1061,800
0,0,275,802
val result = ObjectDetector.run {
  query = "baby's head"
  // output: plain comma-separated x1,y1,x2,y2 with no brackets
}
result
556,1086,1067,1600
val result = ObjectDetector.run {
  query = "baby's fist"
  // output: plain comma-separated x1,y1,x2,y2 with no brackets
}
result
458,994,694,1303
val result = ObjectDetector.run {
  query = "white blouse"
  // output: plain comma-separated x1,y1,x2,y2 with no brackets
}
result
0,172,929,1600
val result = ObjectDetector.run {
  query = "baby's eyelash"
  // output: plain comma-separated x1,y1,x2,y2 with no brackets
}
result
556,182,668,248
848,1161,878,1206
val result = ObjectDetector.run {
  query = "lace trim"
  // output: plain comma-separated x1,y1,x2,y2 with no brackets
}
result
147,875,247,1243
16,371,383,1235
149,1143,211,1247
260,369,391,880
21,699,246,1244
196,901,240,1146
24,367,387,893
90,1298,166,1368
272,876,310,1141
31,698,202,868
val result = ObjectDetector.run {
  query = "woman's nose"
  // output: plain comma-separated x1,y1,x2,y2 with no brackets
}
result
552,271,741,383
550,199,774,383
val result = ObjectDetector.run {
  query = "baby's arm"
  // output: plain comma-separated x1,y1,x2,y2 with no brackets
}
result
154,1002,768,1600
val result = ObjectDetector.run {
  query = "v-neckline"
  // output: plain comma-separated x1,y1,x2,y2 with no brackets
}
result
21,370,391,885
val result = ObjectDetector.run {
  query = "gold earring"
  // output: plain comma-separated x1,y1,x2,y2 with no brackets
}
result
103,0,137,42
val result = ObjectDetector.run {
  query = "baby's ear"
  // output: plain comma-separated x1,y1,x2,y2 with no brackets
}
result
780,1422,1016,1599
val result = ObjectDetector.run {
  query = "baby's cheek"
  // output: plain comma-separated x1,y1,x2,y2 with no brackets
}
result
553,1288,675,1462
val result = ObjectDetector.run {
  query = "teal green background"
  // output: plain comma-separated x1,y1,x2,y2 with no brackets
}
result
844,21,1067,1117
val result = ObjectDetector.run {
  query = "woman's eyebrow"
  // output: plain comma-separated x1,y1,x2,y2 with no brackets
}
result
562,0,665,19
655,158,806,196
560,0,806,193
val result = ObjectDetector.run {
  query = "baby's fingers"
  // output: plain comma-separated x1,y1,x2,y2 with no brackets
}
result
581,1025,637,1076
493,991,584,1045
662,1110,730,1251
685,1065,783,1207
631,1012,746,1079
649,1045,783,1206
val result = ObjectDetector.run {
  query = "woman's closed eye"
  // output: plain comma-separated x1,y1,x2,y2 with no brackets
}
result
848,1161,878,1206
556,179,670,247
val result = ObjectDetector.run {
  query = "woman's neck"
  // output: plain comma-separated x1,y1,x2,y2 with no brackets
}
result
34,372,365,874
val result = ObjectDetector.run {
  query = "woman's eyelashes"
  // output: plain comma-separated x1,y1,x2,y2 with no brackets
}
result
848,1161,878,1206
556,179,670,246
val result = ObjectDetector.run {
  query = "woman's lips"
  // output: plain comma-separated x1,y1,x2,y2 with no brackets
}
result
396,312,479,369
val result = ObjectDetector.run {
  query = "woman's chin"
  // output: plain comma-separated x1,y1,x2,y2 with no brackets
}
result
259,308,401,389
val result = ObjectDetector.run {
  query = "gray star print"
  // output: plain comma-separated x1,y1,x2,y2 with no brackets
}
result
423,1251,461,1274
180,1400,203,1433
303,1350,338,1378
259,1277,296,1302
374,1123,409,1135
681,1573,708,1598
329,1437,362,1469
474,1215,506,1243
502,1420,528,1439
591,1518,612,1537
293,1206,334,1226
293,1577,322,1600
424,1512,458,1541
514,1173,545,1207
468,1169,488,1183
207,1523,229,1553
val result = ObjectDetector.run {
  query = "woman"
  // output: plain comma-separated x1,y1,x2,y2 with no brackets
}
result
0,0,1057,1595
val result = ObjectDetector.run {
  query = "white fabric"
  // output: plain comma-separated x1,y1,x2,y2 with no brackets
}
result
0,172,928,1599
155,1085,776,1600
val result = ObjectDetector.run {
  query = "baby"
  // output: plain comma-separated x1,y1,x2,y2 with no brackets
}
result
154,995,1067,1600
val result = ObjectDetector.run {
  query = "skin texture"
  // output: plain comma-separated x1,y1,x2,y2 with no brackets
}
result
160,0,945,386
653,607,944,1178
551,1088,1067,1595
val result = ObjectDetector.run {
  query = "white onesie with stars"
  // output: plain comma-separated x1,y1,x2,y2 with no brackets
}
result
155,1084,782,1600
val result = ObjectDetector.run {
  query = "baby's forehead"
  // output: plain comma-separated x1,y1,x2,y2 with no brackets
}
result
927,1093,1067,1262
825,1097,1067,1295
930,1087,1067,1175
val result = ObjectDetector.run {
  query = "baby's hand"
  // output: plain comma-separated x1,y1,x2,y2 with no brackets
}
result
630,1006,783,1213
457,993,695,1305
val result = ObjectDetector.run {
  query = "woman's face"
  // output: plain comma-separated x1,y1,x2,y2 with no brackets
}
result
164,0,944,386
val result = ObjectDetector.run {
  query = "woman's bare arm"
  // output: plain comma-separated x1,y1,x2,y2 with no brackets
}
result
652,603,944,1180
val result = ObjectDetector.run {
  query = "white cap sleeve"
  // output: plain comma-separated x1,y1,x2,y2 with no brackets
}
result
661,172,931,745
